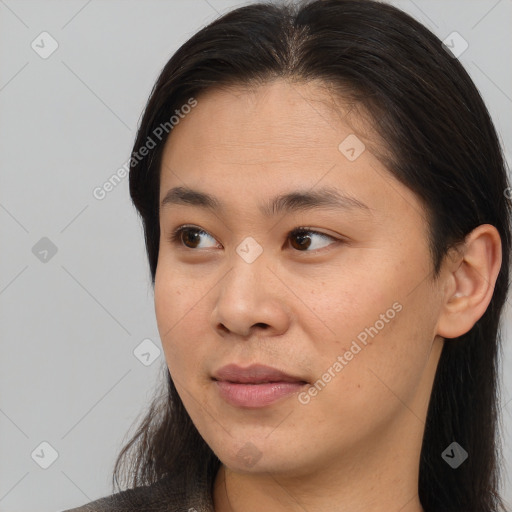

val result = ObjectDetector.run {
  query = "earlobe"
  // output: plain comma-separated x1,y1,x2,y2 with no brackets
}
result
436,224,502,339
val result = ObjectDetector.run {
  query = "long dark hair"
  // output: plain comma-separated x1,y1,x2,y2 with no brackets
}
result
115,1,512,510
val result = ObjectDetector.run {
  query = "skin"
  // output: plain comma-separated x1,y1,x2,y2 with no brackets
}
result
154,80,502,512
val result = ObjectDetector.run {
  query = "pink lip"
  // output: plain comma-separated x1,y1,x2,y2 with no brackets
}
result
214,381,306,408
212,364,308,408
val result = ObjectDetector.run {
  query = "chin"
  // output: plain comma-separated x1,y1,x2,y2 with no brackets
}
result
212,438,308,476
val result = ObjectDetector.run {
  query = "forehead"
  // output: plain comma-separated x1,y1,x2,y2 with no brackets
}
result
161,80,379,182
163,79,381,159
159,79,425,226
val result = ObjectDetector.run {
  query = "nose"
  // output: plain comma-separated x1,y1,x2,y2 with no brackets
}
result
211,254,291,338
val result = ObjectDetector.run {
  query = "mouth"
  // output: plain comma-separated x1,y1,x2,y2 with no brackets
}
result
212,363,308,383
212,363,308,408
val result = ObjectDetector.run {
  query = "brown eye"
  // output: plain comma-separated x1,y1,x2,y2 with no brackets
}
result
289,230,313,250
288,228,337,252
169,226,219,249
180,228,202,248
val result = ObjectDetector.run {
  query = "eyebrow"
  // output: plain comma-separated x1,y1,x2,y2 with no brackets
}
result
160,186,373,217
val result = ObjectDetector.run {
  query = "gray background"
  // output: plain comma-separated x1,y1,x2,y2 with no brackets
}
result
0,1,511,511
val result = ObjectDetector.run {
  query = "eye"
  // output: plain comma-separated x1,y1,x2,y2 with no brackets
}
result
168,225,220,250
168,225,340,252
287,227,338,252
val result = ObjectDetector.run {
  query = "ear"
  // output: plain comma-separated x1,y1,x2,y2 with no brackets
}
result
436,224,502,339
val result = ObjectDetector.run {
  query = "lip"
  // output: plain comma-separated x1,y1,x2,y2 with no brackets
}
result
212,364,308,408
212,363,307,384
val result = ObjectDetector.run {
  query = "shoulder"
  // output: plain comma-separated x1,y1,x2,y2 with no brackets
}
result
60,484,162,512
60,472,210,512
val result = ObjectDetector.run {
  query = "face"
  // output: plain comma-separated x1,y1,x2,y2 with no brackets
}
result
154,80,445,478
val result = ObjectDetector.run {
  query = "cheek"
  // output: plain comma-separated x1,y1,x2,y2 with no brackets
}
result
300,261,398,349
154,262,202,336
301,307,429,445
154,270,218,432
154,264,216,381
154,268,194,367
308,257,437,402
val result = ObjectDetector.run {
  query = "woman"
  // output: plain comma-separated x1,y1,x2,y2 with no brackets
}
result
63,0,511,511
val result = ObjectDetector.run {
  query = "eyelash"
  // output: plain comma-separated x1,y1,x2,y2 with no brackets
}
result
167,224,341,253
